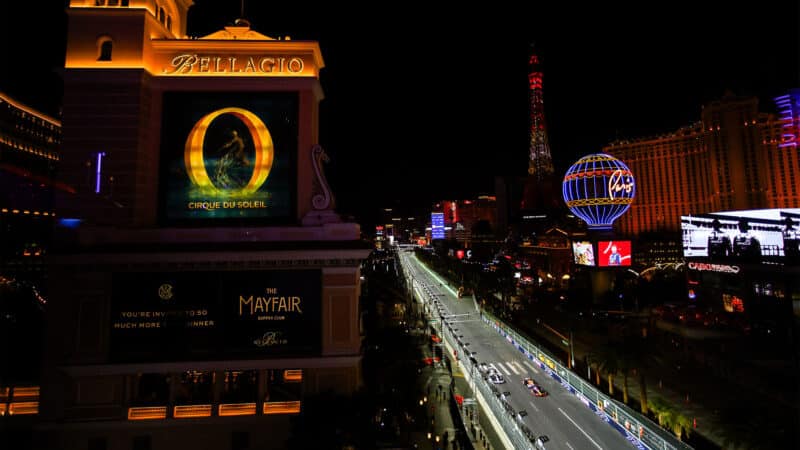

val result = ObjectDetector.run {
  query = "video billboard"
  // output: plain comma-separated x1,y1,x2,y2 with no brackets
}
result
681,209,800,264
110,270,321,362
598,240,632,267
431,212,445,240
572,241,596,266
159,92,298,224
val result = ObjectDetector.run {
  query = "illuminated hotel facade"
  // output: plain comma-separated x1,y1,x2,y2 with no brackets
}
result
39,2,369,449
0,92,61,278
605,93,800,236
433,196,497,244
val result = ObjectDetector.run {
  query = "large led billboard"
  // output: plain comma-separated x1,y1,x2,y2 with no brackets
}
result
431,212,445,240
598,240,632,267
159,92,298,224
681,209,800,264
110,270,321,362
572,241,596,266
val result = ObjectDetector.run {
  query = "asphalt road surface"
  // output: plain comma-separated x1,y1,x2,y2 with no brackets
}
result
401,251,637,450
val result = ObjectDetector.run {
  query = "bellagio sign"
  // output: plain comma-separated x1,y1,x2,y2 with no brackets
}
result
163,54,306,75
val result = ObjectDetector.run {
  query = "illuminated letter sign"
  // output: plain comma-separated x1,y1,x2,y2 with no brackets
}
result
687,262,740,274
608,169,635,199
164,54,306,76
775,91,800,149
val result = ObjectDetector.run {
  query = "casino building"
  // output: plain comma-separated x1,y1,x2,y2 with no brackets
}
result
0,91,61,280
604,92,800,237
39,2,370,449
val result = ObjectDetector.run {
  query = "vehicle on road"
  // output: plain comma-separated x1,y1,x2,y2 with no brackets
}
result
523,377,548,397
488,371,505,384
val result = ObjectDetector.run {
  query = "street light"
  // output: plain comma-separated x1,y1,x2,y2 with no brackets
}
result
541,321,575,369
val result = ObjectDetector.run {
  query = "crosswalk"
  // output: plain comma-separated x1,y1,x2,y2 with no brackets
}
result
488,360,539,376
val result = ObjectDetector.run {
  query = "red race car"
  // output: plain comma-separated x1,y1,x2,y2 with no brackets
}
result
523,377,548,397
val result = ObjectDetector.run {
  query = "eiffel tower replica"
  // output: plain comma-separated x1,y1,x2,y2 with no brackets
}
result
520,46,564,232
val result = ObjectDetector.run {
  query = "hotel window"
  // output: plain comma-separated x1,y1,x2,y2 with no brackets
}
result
131,374,169,406
97,37,113,61
175,370,213,405
158,7,166,25
221,370,257,403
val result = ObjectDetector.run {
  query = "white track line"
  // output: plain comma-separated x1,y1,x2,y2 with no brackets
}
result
558,407,603,450
495,362,511,375
524,360,540,374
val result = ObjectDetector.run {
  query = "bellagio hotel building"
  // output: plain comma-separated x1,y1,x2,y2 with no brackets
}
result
39,2,370,449
605,92,800,236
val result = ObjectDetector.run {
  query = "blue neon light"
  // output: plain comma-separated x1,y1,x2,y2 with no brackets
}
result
562,153,635,230
95,152,106,193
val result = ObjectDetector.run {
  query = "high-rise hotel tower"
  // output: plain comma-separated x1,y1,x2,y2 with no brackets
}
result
39,2,370,449
605,92,800,236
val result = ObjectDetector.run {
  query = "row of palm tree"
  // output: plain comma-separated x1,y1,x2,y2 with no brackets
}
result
589,340,794,448
586,331,703,443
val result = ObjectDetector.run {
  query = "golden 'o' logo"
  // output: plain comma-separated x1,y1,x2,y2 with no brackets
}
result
183,107,274,194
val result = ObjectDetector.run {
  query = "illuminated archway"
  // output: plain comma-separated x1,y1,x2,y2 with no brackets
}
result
183,107,274,194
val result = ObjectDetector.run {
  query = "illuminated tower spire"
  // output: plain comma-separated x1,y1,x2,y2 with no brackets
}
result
520,45,563,227
528,46,554,180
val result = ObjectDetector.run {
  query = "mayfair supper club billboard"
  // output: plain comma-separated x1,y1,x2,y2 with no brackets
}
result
110,270,321,362
159,91,298,224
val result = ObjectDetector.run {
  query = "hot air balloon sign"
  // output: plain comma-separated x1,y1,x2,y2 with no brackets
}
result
562,153,635,230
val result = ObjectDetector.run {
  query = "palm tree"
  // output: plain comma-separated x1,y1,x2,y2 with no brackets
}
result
616,323,660,414
648,396,692,441
617,351,635,404
589,344,621,396
585,353,602,386
648,396,675,432
637,368,649,415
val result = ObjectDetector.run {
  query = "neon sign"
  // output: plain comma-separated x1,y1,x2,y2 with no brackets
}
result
164,54,305,75
608,169,635,199
562,153,636,230
774,90,800,149
687,262,740,274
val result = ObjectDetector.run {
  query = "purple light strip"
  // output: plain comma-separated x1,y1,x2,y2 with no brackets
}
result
95,152,105,193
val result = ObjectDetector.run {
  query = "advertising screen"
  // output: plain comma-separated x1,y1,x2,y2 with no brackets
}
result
681,209,800,264
159,92,298,224
431,212,445,240
572,241,596,266
110,270,321,362
598,240,632,267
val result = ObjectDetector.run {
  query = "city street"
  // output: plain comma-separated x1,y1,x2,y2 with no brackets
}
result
401,251,636,450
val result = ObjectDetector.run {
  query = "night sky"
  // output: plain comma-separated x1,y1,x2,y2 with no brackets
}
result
2,1,798,225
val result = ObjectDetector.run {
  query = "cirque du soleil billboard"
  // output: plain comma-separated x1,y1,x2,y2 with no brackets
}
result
159,92,298,223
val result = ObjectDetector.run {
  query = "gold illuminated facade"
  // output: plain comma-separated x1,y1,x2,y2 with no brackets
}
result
40,2,369,449
0,92,61,277
605,93,800,236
